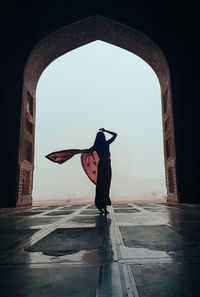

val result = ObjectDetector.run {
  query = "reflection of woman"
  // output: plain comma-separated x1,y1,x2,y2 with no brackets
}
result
87,128,117,214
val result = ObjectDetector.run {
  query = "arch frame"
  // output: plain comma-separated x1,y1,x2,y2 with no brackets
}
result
17,16,178,206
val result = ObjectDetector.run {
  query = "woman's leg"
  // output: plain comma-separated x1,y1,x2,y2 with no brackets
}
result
96,160,111,214
103,206,109,214
95,161,103,212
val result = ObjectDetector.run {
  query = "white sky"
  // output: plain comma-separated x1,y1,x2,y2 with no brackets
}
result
32,40,167,201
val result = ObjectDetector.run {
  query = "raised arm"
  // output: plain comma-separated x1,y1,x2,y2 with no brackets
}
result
99,128,117,144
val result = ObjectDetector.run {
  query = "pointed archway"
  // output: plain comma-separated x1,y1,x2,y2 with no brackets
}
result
17,16,177,206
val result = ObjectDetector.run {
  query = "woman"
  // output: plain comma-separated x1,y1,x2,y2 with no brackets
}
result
87,128,117,214
45,128,117,215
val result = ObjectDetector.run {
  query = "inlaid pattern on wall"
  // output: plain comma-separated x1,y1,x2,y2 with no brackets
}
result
24,140,32,162
166,137,171,159
168,167,175,193
22,170,31,195
163,90,168,113
26,91,33,116
25,119,33,134
165,117,170,132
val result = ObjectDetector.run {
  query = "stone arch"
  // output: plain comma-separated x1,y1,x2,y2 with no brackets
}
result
17,16,178,206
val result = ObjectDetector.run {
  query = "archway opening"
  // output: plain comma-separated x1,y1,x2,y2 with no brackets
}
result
32,40,166,205
17,16,178,207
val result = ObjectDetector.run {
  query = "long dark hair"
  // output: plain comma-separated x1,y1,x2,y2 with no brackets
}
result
93,132,107,149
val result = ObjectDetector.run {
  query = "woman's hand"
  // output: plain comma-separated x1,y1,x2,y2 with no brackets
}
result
98,128,117,144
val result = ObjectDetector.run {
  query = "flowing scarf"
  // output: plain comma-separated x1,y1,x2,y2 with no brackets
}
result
45,149,99,185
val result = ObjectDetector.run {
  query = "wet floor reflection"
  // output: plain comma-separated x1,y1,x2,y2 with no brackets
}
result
1,203,200,296
24,212,111,261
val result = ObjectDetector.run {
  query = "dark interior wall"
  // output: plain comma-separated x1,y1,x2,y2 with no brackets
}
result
1,0,199,206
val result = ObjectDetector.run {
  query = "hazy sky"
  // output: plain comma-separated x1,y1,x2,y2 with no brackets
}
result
32,40,167,201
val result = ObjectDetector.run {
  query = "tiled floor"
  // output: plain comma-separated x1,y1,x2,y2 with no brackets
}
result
0,202,200,296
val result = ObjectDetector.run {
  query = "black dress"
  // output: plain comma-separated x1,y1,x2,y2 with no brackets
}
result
94,142,112,210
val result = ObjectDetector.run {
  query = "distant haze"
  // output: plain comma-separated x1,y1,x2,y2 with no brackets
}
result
32,41,167,202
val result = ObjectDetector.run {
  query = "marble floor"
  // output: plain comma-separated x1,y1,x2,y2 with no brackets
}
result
0,202,200,296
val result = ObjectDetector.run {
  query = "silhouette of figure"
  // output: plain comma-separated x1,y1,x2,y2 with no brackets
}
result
86,128,117,214
45,128,117,215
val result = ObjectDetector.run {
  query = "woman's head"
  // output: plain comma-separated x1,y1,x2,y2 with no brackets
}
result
94,131,106,147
